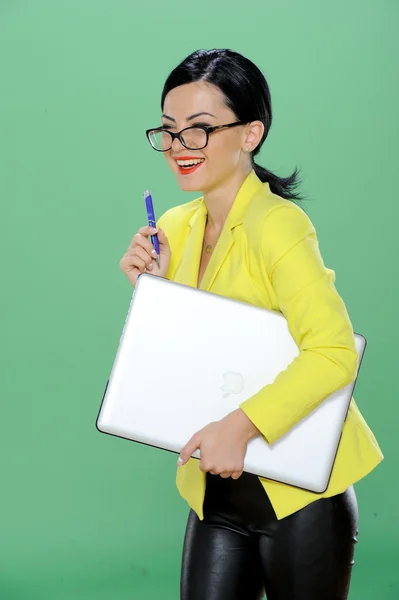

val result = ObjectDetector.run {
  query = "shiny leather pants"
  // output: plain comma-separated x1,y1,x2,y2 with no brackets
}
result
181,472,358,600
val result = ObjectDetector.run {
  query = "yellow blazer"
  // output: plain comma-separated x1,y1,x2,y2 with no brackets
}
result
157,169,383,520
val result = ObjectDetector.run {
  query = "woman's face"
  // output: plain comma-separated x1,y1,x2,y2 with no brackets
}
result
161,81,251,193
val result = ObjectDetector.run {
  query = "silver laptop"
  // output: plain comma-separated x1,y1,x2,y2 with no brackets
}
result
96,273,366,493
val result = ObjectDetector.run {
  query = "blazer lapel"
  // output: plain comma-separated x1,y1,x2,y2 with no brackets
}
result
200,170,266,292
174,169,266,291
199,225,235,291
174,200,207,288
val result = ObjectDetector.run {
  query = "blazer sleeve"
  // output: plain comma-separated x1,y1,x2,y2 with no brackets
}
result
239,205,359,445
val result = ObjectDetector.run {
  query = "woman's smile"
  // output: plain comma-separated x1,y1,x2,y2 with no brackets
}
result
174,155,206,175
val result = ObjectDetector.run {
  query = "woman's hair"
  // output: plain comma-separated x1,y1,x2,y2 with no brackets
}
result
161,48,303,204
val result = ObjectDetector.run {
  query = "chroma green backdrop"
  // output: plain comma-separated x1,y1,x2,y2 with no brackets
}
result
1,1,397,598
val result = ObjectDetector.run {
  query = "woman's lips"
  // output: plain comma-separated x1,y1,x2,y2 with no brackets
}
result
175,157,205,176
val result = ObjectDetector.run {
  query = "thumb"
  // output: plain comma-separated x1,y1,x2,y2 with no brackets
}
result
156,228,170,255
178,434,201,467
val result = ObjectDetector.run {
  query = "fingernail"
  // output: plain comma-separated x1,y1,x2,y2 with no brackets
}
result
151,250,157,258
148,263,153,270
149,227,158,234
177,457,183,466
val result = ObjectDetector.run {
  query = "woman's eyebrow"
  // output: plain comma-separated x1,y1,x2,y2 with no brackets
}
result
161,111,217,123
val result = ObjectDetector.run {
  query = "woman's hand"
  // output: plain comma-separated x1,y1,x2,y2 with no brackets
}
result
120,226,171,286
177,409,260,479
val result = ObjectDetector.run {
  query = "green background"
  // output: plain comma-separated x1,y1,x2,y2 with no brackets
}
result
1,1,397,598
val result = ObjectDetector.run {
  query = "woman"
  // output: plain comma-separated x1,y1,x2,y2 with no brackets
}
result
120,49,383,600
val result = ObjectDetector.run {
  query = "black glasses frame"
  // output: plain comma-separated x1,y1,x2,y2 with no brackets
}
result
145,121,246,152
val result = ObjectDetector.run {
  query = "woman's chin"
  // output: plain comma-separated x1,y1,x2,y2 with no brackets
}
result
175,173,203,192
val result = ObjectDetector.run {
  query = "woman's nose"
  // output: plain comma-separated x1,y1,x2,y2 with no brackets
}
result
171,135,185,152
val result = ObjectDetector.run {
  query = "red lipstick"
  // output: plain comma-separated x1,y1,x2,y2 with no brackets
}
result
174,156,205,176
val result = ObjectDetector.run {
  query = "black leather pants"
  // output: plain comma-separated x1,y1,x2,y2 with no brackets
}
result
181,472,358,600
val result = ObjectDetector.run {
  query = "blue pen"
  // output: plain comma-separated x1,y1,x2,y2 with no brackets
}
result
143,190,160,269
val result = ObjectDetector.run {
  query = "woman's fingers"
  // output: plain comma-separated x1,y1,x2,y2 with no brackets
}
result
230,470,243,480
207,468,242,479
137,225,158,236
120,230,157,285
127,245,154,269
120,251,146,271
156,228,170,256
121,226,171,286
178,433,201,466
219,472,234,478
131,229,158,255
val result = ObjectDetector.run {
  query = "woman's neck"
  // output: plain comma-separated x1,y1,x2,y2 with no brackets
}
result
203,165,252,231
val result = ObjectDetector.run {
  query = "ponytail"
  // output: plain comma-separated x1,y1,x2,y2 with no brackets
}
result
253,162,303,204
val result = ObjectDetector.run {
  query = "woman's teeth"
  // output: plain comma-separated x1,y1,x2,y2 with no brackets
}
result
177,159,205,168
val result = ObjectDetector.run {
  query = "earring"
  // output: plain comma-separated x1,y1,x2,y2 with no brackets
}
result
245,147,250,152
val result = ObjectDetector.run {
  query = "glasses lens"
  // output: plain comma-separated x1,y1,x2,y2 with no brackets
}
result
181,127,207,149
148,130,173,151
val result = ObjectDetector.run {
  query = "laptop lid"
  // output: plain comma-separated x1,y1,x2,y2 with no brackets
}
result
96,274,366,493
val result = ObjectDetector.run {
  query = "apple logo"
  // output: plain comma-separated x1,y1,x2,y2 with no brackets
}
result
221,371,244,398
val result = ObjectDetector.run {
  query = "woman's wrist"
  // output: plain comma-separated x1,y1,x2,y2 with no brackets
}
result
230,408,260,442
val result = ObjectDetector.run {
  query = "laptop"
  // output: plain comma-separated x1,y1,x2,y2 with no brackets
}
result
96,273,366,493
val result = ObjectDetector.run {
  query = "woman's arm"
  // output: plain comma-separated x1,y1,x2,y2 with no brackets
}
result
239,205,358,445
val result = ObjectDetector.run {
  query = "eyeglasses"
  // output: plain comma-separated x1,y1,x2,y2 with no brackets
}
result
145,121,246,152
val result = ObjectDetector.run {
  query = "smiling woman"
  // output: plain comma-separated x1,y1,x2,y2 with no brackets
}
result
146,109,255,182
119,48,383,600
152,50,301,204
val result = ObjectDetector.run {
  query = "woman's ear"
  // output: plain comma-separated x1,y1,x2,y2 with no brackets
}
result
244,120,264,152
